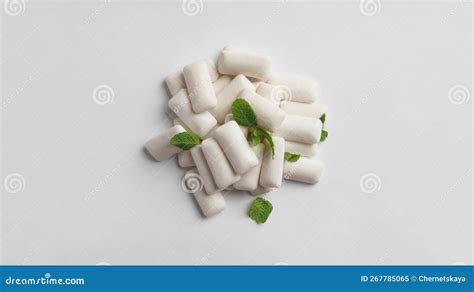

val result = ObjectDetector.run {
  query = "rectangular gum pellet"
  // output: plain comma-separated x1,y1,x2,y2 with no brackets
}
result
269,73,320,103
168,89,217,138
173,118,191,131
212,75,232,95
285,141,318,157
280,101,328,119
218,47,271,80
213,121,258,175
178,151,195,168
184,168,225,217
201,138,241,190
165,71,186,97
165,59,219,97
239,88,286,132
183,60,217,113
249,185,274,196
259,136,285,188
283,157,324,184
274,114,322,144
144,125,186,161
224,114,248,137
176,116,219,140
209,74,255,123
233,143,265,191
190,144,221,195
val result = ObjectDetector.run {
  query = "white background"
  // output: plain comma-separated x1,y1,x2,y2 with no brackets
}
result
1,0,472,265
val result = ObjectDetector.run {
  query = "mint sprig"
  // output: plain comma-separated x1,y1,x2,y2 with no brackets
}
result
231,98,275,158
170,131,201,150
320,130,328,142
248,197,273,224
232,98,257,127
255,127,274,158
284,152,300,162
250,130,261,146
320,113,326,124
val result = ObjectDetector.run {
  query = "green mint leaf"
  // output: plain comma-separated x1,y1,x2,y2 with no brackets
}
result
170,131,201,150
320,129,328,142
231,98,257,127
320,113,326,124
248,197,273,224
250,129,261,146
284,152,300,162
256,127,275,158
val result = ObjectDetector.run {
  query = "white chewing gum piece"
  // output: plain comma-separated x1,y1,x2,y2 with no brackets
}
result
285,141,318,157
274,114,322,144
210,74,255,123
283,157,324,184
166,59,218,97
168,89,217,138
201,138,241,190
205,59,220,82
233,144,265,191
173,118,191,132
252,81,263,90
178,151,195,168
268,73,320,103
212,75,232,95
250,185,274,196
165,71,186,97
190,145,221,195
218,47,271,80
280,101,328,119
259,137,285,188
183,60,218,113
239,89,286,132
213,121,258,175
224,114,248,137
144,125,186,161
185,168,225,217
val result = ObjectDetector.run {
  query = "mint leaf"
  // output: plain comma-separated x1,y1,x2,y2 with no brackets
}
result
231,98,257,127
320,113,326,124
248,197,273,224
256,127,274,158
250,129,261,146
320,130,328,142
170,131,201,150
284,152,300,162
